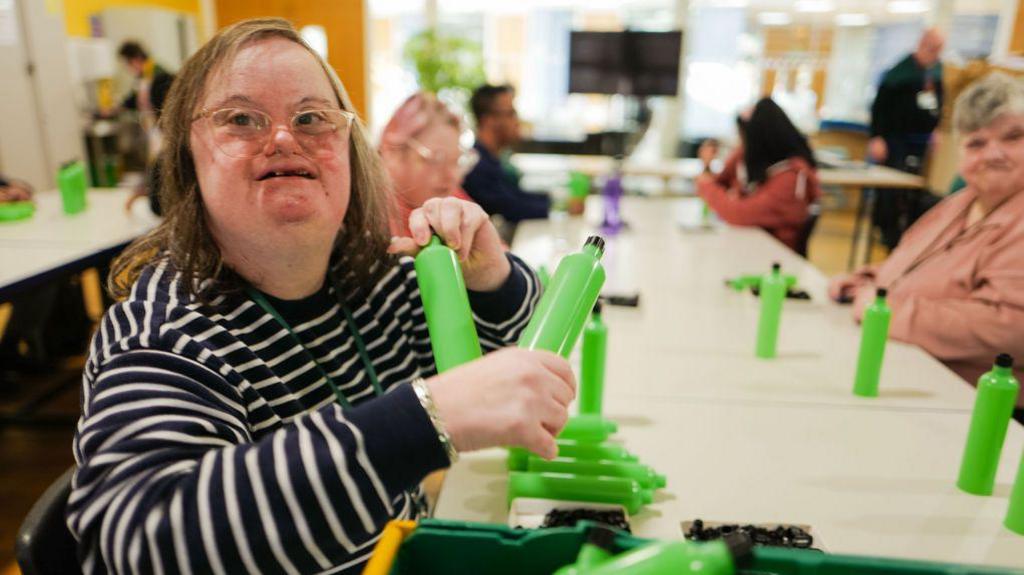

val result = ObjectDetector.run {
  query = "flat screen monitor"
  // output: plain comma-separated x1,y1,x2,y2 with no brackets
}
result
569,30,682,96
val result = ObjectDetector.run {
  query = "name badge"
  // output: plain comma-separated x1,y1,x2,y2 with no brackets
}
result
917,90,938,111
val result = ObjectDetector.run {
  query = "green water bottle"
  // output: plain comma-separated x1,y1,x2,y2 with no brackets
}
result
57,160,88,215
755,262,786,359
538,265,551,289
853,287,892,398
556,440,638,463
559,414,617,443
508,440,640,471
519,236,606,357
527,457,667,490
573,535,752,575
1005,447,1024,535
957,354,1020,496
579,301,608,416
414,236,482,373
507,471,653,515
726,274,797,292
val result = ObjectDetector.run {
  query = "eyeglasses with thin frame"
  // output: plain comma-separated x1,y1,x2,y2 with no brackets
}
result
192,107,356,159
407,137,479,177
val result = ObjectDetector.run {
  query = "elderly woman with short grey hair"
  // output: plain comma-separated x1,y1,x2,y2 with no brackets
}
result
830,72,1024,407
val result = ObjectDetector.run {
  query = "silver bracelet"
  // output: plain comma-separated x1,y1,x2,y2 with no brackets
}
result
411,377,458,464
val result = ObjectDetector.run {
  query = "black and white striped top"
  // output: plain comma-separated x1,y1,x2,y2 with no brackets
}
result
68,253,540,574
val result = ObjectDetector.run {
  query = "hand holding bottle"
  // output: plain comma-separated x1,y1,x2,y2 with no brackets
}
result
426,348,576,459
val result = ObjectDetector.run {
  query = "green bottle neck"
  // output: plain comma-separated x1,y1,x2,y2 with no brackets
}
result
992,365,1014,378
874,296,888,307
427,235,443,248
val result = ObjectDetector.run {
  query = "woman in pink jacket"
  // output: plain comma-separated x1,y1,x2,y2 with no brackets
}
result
696,98,821,255
830,73,1024,410
379,93,479,238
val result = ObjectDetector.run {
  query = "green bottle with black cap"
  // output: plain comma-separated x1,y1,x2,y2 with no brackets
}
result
527,457,667,490
1005,446,1024,534
507,441,640,471
507,471,652,515
519,236,606,357
579,300,608,416
853,287,892,398
958,354,1020,496
414,235,482,373
755,262,786,359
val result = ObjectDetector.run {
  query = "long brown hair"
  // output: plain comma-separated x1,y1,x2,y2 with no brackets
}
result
109,18,393,301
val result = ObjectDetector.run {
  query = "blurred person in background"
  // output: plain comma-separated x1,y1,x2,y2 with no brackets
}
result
831,73,1024,415
696,97,821,256
378,92,478,237
463,84,582,226
119,40,176,215
868,28,945,249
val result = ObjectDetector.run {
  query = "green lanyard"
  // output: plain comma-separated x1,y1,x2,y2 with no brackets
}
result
244,276,383,409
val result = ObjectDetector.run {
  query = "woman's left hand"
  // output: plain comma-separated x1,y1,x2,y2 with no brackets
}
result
389,197,511,292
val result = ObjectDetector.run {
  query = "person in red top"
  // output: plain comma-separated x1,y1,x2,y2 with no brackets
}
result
379,92,479,237
695,97,821,255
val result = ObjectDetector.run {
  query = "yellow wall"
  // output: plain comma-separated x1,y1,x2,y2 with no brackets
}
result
216,0,368,118
64,0,201,37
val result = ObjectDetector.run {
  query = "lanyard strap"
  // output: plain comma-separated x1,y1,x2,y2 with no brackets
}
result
244,277,383,409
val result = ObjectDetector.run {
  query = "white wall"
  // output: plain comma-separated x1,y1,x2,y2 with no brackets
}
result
0,0,84,190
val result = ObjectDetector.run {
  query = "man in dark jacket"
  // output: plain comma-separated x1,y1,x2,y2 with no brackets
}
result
868,28,944,249
462,84,552,223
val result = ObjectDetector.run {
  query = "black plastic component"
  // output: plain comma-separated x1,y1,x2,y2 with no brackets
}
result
877,287,888,298
541,508,631,533
684,519,820,552
585,235,606,255
996,353,1014,369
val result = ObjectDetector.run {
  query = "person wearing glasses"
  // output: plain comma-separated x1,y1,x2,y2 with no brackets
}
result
378,92,479,237
463,84,581,224
68,19,575,574
830,73,1024,413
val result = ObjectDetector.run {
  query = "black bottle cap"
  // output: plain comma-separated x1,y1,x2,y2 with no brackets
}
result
771,262,781,272
593,299,603,315
722,531,754,566
585,235,605,255
996,353,1014,369
876,287,888,299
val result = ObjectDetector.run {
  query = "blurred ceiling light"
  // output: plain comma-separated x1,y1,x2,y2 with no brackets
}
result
887,0,929,14
835,12,870,26
795,0,834,13
759,12,792,25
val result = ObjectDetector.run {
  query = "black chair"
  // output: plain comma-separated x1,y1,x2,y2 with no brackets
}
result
17,467,82,575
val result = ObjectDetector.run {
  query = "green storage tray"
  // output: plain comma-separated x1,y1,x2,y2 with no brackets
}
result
387,519,1022,575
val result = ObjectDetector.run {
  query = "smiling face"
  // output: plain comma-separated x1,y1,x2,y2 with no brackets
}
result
189,37,351,262
960,113,1024,206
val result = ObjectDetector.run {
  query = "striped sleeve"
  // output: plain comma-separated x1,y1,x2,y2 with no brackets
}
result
68,349,448,575
467,253,541,352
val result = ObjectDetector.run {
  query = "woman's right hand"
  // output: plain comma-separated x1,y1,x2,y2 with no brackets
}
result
425,347,576,460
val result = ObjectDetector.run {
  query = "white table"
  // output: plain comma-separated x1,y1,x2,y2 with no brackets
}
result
0,188,159,301
436,398,1024,568
514,198,978,412
433,197,1024,569
511,153,925,191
